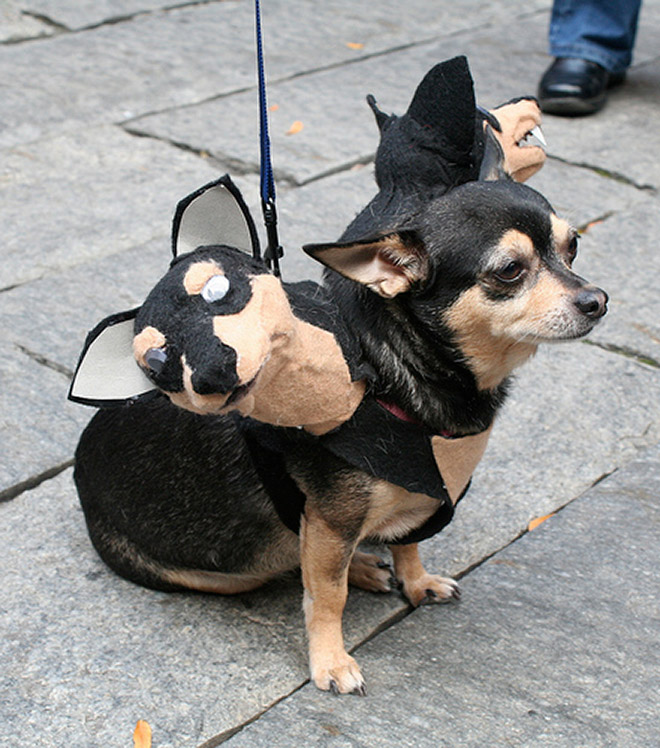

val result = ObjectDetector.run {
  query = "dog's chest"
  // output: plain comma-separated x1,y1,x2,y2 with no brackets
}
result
362,426,492,544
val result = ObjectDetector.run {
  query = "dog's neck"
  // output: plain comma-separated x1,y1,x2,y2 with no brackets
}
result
324,274,510,437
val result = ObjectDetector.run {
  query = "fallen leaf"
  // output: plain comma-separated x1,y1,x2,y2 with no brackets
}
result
269,104,279,112
286,120,304,136
134,720,152,748
582,219,603,233
527,513,555,532
346,42,364,50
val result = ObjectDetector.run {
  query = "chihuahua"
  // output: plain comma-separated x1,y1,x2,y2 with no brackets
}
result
74,178,607,695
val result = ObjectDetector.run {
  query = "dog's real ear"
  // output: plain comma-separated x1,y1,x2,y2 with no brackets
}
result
478,123,511,182
304,230,428,298
171,174,261,260
68,309,158,407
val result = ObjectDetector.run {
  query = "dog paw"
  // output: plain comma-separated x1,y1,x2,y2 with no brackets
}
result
348,551,396,593
402,574,460,607
311,652,367,696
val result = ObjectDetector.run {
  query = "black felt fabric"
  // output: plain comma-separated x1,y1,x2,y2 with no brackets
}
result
239,396,456,544
238,417,307,534
342,56,485,241
320,398,448,501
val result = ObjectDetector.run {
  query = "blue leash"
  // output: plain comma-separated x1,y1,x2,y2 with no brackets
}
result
255,0,283,277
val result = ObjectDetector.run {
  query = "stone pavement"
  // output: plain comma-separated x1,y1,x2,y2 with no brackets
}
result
1,1,659,746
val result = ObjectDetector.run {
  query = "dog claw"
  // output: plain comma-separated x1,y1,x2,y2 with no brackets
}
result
352,683,367,697
329,679,340,696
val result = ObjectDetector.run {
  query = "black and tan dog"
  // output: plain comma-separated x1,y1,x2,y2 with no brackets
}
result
74,177,607,695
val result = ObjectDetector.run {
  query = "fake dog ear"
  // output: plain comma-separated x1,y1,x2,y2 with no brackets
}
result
171,174,261,260
68,309,158,408
478,123,511,182
304,230,428,298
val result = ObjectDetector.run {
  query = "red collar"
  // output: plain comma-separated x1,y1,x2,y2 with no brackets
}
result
376,396,457,439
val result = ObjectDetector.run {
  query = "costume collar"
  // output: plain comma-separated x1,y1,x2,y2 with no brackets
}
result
376,396,458,439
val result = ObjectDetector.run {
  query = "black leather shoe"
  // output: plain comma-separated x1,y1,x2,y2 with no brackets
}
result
538,57,625,116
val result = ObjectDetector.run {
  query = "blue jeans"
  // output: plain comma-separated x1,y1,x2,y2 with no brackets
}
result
549,0,642,73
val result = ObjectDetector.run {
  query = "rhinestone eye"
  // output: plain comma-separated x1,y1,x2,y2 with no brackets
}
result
144,347,167,374
201,274,230,303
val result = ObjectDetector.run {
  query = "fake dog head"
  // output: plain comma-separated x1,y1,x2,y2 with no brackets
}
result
307,180,607,392
131,245,366,430
343,56,546,241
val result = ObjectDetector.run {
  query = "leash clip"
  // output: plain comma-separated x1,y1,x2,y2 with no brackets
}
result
262,197,283,274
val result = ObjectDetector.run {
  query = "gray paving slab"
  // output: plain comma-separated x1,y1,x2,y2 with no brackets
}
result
0,0,550,150
130,6,660,185
223,444,660,748
0,125,226,290
576,196,660,366
0,469,402,748
0,0,54,42
17,0,185,29
521,157,647,229
0,347,88,493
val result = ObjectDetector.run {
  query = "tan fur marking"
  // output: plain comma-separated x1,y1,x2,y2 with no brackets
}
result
432,426,493,503
551,214,574,259
162,569,273,594
183,260,225,295
495,229,537,266
361,480,439,543
444,285,538,390
133,326,166,367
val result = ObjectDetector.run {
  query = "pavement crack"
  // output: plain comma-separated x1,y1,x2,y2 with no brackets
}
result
14,344,73,379
582,339,660,369
547,154,657,194
122,125,252,173
0,460,74,504
20,10,69,32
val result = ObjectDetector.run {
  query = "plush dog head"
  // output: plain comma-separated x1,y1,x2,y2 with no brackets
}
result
69,177,367,431
307,180,607,392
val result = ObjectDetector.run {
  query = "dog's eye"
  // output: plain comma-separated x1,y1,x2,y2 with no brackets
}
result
494,261,524,283
567,235,579,264
201,275,230,303
144,347,167,374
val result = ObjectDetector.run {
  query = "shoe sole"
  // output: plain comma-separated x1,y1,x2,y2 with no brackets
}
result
540,94,606,116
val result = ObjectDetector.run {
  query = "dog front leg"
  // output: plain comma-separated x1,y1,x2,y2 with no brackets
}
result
390,543,460,607
300,506,366,695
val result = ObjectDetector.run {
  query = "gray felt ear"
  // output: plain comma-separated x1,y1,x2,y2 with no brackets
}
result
68,310,158,408
478,124,510,182
171,175,261,259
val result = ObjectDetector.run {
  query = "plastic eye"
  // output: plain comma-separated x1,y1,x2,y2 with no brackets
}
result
144,347,167,374
201,274,230,303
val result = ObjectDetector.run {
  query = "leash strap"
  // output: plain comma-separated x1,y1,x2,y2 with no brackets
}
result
255,0,283,277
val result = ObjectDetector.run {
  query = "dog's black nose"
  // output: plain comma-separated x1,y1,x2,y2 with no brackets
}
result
574,287,608,319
